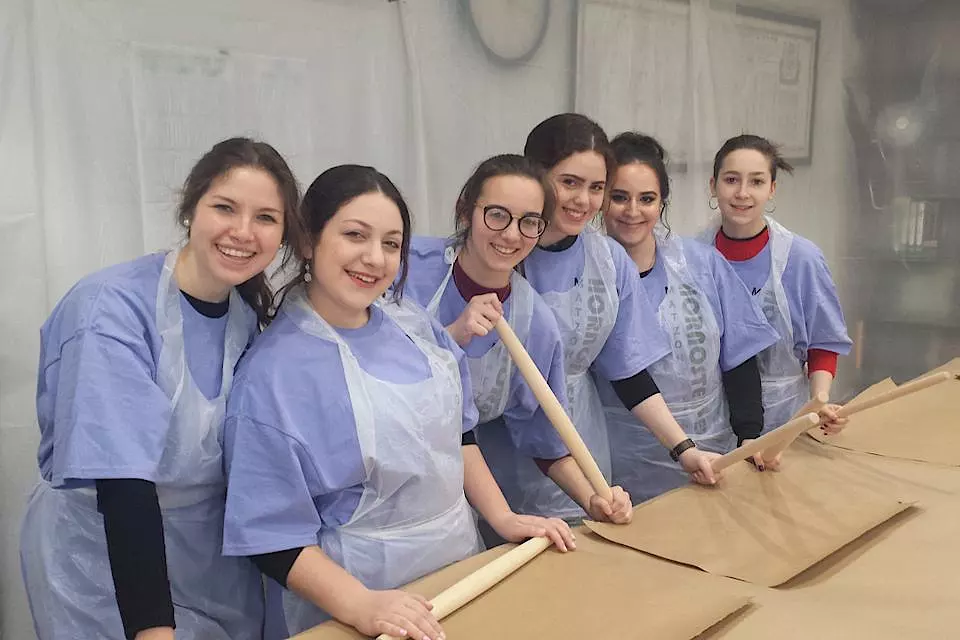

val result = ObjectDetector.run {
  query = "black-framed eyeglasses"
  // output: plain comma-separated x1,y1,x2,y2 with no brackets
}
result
480,205,548,239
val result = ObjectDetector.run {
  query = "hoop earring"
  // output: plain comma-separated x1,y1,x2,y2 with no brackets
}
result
765,199,777,214
708,196,719,210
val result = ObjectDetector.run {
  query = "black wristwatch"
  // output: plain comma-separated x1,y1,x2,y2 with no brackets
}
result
669,438,697,462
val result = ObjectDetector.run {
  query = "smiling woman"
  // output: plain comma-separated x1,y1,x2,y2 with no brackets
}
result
175,140,303,325
404,154,634,539
19,138,301,640
176,165,288,308
304,190,406,328
514,114,727,519
600,132,780,501
219,163,576,639
703,134,854,440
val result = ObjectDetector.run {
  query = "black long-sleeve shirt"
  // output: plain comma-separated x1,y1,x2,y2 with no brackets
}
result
96,291,230,639
721,356,764,444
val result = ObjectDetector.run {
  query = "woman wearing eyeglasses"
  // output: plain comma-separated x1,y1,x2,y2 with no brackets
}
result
405,154,633,530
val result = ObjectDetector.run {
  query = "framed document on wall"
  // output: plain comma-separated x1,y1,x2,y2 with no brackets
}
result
575,1,820,166
734,6,820,164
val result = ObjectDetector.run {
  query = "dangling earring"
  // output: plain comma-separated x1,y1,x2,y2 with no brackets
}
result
764,199,777,214
303,261,312,283
708,196,719,210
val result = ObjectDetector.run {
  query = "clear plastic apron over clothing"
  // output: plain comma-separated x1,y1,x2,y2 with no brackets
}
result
20,249,264,640
606,228,732,502
425,245,534,424
282,288,483,634
700,216,808,434
490,228,618,520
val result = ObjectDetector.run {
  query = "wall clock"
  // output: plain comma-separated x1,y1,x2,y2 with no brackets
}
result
465,0,551,65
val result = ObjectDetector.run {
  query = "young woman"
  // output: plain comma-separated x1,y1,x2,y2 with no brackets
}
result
220,164,574,639
404,154,632,525
601,132,781,500
20,138,300,640
703,134,853,453
512,113,721,519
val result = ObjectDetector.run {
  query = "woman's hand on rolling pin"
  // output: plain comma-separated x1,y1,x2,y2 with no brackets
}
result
587,485,633,524
347,588,445,640
817,404,848,435
489,511,576,552
739,440,782,471
445,293,503,347
679,447,722,485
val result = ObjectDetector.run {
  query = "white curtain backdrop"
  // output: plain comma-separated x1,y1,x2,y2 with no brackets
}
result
1,0,866,637
0,1,578,636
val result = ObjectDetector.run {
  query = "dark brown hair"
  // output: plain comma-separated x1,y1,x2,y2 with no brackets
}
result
711,134,795,182
177,137,304,325
610,132,671,232
279,164,412,305
523,113,616,187
451,153,555,249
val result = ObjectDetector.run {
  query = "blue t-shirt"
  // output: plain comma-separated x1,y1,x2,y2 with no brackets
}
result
221,301,478,556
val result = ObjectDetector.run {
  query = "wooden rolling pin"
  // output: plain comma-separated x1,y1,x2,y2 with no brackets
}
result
711,413,821,473
494,317,613,501
736,371,952,466
759,392,829,460
835,371,952,418
377,536,552,640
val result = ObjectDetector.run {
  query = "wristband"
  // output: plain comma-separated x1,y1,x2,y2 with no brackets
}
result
669,438,697,462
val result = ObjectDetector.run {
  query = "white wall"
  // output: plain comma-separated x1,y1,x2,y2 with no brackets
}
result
399,0,577,235
1,2,46,638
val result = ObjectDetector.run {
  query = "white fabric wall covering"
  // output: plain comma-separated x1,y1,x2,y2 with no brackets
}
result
0,1,577,636
1,1,46,637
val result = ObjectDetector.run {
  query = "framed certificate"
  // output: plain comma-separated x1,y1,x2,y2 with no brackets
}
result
734,6,820,164
576,1,820,165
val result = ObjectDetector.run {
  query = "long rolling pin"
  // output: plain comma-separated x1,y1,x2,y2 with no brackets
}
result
743,371,953,465
711,413,821,473
377,536,552,640
759,392,829,460
494,317,613,501
834,371,952,418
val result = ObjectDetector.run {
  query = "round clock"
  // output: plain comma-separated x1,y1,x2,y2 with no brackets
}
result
465,0,551,65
